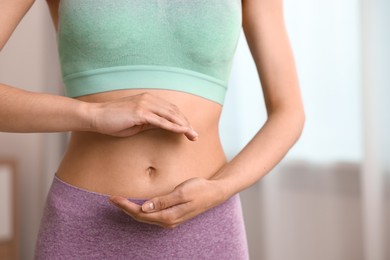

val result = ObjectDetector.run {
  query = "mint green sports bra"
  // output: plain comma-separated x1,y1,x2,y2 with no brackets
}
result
57,0,242,105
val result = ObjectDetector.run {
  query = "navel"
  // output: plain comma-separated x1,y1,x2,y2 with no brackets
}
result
146,166,156,177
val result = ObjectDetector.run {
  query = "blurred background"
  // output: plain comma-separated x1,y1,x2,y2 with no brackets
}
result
0,0,388,259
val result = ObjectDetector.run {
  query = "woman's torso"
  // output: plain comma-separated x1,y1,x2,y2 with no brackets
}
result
47,0,241,198
56,89,227,199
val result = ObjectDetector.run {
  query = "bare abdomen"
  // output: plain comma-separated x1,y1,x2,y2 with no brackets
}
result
55,89,227,199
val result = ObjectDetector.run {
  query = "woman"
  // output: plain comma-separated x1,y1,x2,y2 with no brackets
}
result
1,0,304,259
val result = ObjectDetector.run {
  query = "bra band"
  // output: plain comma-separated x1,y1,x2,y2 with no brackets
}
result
64,65,228,105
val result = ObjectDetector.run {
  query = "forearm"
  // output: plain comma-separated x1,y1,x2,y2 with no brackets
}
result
208,0,307,201
0,83,91,133
211,108,305,199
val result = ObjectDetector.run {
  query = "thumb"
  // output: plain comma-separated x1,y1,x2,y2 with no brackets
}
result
141,189,187,213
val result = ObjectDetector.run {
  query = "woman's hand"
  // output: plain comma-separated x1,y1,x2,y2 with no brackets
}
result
88,92,198,140
109,177,227,229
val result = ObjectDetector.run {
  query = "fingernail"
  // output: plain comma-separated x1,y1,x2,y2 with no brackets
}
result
142,201,155,212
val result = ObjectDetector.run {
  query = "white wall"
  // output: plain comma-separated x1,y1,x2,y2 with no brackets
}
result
290,0,361,160
283,0,362,163
222,0,362,163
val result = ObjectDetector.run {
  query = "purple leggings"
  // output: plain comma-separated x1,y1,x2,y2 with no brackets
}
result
34,176,249,259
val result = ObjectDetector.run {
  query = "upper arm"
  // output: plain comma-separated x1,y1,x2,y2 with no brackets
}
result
46,0,60,32
0,0,35,51
242,0,303,114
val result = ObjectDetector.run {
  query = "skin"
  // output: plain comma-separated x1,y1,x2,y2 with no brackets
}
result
0,0,304,230
110,0,305,228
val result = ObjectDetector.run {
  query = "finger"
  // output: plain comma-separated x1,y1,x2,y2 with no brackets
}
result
109,196,141,216
149,109,198,140
144,96,198,140
132,93,198,140
141,188,190,213
182,125,198,141
140,203,191,228
109,196,162,225
109,196,186,227
143,114,198,141
135,202,191,228
145,95,190,127
153,106,190,129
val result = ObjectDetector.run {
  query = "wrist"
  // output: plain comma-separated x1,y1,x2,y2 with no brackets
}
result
209,172,237,202
76,101,98,132
209,161,250,201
